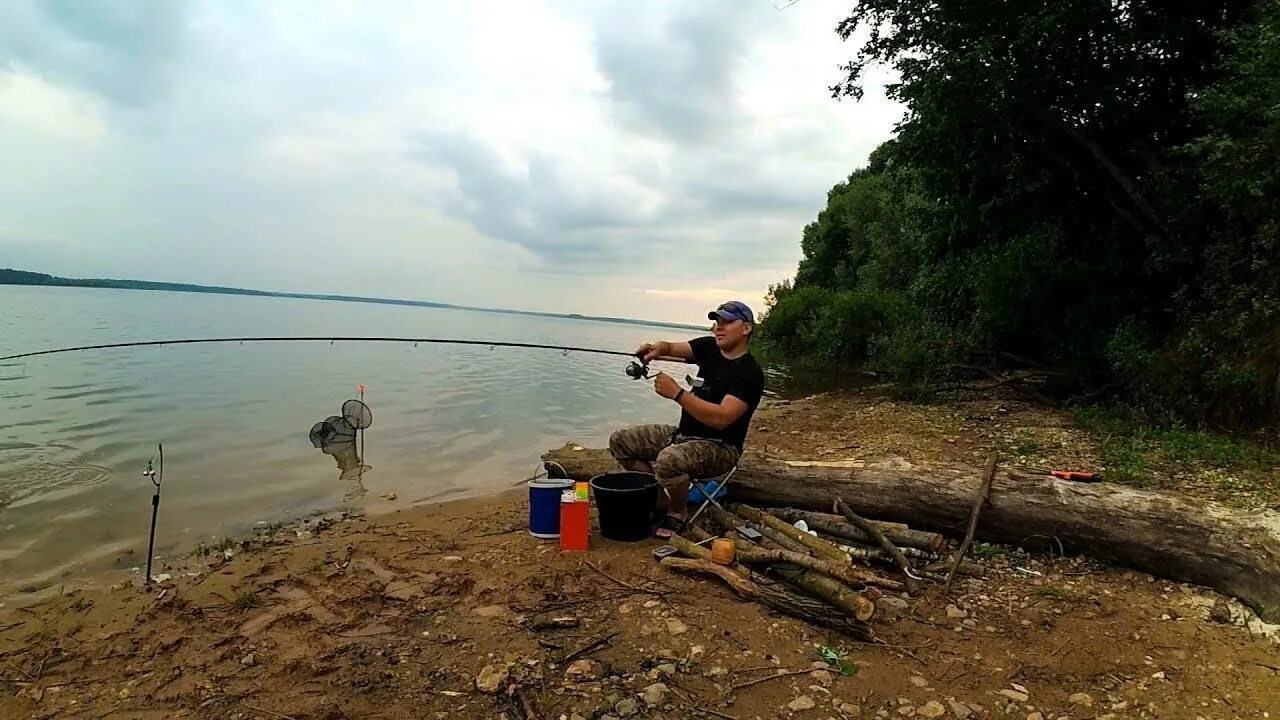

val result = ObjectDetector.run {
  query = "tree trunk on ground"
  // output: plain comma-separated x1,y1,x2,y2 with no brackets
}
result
545,444,1280,621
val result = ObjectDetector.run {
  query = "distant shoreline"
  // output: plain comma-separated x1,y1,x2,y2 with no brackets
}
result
0,268,704,332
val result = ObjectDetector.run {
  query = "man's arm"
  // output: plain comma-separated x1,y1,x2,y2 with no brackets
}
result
676,392,749,430
652,372,748,430
636,340,695,363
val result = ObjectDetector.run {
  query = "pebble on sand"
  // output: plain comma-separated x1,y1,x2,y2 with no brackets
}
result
788,695,817,712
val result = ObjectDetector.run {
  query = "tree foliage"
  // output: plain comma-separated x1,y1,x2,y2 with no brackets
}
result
760,1,1280,427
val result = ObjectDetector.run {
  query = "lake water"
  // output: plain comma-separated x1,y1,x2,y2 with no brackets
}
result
0,285,820,597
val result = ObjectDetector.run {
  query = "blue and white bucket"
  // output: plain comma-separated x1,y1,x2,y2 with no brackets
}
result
528,476,574,539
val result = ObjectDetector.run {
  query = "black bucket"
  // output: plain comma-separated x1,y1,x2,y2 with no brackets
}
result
589,471,658,541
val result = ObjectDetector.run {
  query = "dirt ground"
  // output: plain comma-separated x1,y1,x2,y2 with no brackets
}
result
1,391,1278,720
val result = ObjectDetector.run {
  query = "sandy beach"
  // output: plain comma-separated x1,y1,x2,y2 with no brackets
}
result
2,390,1278,719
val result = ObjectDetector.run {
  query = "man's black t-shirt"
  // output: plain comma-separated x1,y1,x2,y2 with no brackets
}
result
676,336,765,451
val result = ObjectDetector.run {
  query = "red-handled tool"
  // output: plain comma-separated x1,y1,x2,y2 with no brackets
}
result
1050,470,1101,482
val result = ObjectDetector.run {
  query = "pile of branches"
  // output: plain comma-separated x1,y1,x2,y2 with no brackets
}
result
661,492,987,642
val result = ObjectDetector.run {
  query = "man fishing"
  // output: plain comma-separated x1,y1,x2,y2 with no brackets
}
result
610,300,765,533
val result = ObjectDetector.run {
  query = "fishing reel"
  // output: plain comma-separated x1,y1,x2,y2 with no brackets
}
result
624,359,652,380
624,358,705,389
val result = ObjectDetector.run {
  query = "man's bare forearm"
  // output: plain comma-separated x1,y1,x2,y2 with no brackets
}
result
675,392,735,430
640,340,694,362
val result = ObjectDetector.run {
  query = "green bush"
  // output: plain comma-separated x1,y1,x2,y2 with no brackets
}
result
757,287,903,367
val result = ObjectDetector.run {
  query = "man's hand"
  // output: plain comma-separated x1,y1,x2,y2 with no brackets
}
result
634,342,664,363
652,372,681,400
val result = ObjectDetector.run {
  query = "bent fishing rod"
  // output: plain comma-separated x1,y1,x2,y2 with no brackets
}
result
0,336,685,376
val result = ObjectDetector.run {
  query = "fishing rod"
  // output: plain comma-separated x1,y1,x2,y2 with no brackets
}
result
0,336,647,362
142,443,163,585
0,335,686,378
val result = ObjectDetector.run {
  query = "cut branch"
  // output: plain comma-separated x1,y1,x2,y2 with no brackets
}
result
731,504,849,564
767,508,944,552
735,547,895,603
665,536,875,637
835,497,919,595
946,451,998,594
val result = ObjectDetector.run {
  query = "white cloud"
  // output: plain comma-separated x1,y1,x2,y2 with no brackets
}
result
0,69,106,142
0,0,900,324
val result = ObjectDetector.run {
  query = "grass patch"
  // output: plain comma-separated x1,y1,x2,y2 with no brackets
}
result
1073,405,1279,494
1028,586,1074,602
232,590,260,611
970,543,1020,559
995,431,1042,459
192,536,241,560
1098,434,1149,486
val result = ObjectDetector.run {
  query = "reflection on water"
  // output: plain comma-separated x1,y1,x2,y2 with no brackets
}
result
315,438,368,505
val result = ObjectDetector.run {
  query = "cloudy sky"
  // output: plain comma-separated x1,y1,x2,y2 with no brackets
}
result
1,0,900,324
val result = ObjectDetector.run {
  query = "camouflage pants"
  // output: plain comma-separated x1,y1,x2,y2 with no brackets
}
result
608,424,740,487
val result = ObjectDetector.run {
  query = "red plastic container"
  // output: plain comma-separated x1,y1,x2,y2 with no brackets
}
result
559,492,589,552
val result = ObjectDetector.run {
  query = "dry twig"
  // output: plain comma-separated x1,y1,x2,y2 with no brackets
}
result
583,560,665,597
728,667,812,692
561,632,618,664
240,702,300,720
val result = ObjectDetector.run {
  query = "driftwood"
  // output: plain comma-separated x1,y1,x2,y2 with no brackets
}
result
835,497,919,595
767,508,944,552
543,443,1280,620
946,451,998,593
666,535,876,632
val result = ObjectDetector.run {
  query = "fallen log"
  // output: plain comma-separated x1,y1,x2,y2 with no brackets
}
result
543,443,1280,620
767,508,946,553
